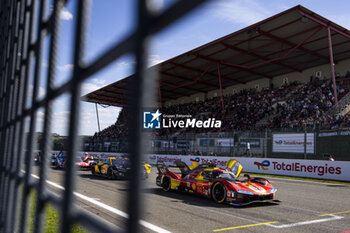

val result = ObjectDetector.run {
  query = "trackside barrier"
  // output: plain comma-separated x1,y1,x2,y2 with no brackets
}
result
146,155,350,182
72,152,350,182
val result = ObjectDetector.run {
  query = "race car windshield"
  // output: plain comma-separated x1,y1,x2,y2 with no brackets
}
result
214,171,236,180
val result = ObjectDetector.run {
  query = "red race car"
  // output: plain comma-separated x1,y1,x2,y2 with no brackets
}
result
75,153,94,170
156,159,277,206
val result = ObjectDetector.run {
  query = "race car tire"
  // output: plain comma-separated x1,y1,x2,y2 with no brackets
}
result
211,182,226,204
161,176,171,192
107,168,114,180
91,166,96,175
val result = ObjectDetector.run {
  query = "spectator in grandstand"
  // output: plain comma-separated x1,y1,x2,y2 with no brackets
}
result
90,76,350,146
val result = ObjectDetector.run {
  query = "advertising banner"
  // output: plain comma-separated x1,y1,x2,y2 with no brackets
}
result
217,138,234,147
239,139,260,148
241,157,350,181
177,141,189,149
67,151,350,181
144,154,350,181
273,133,314,154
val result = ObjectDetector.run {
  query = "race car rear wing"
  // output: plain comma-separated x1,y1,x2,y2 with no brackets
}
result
175,161,191,178
156,161,168,174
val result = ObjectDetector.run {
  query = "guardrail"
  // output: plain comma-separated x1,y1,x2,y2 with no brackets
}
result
326,90,350,116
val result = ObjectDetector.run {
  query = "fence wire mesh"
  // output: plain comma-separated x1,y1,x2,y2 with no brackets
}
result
0,0,209,232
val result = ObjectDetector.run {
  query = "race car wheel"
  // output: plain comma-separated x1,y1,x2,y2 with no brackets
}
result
91,166,96,175
211,182,226,204
161,176,171,192
107,168,114,180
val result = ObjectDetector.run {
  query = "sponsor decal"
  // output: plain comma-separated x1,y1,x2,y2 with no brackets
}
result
274,140,312,145
275,140,283,145
201,158,227,167
271,162,341,176
273,133,315,154
191,157,200,162
247,183,265,193
254,160,270,170
149,155,157,162
254,160,342,176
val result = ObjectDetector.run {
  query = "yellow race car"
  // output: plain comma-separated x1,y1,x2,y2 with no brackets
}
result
91,157,151,179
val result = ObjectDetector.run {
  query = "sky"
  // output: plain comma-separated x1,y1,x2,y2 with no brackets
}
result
35,0,350,136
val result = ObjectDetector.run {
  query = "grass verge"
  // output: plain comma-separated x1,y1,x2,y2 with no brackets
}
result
28,191,88,233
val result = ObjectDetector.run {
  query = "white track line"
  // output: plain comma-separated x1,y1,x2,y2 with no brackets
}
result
30,174,171,233
265,176,350,186
267,215,343,228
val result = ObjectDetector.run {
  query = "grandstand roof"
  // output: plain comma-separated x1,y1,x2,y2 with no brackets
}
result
82,5,350,107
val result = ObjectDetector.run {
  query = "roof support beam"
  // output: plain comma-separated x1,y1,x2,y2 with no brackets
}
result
166,61,222,87
297,8,350,40
328,27,338,105
194,54,273,79
158,85,162,109
87,93,125,105
259,30,329,61
169,61,244,85
222,42,302,72
160,85,193,99
100,88,126,96
217,63,225,111
160,71,208,93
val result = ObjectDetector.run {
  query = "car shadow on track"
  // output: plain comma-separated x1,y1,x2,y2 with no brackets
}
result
144,187,280,208
326,184,350,188
78,173,128,181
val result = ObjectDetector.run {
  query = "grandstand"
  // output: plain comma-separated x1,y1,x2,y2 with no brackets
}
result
83,5,350,160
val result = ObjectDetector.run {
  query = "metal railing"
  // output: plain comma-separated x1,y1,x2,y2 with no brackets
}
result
0,0,209,232
326,89,350,116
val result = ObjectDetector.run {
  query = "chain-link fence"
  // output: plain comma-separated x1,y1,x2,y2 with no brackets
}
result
84,129,350,161
0,0,209,232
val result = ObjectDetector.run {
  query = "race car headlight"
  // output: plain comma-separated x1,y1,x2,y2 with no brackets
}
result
270,188,277,193
236,190,254,195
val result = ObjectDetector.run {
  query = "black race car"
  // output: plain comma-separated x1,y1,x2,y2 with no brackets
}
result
91,157,151,179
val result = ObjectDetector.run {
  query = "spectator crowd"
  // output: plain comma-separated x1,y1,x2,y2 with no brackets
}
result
91,76,350,141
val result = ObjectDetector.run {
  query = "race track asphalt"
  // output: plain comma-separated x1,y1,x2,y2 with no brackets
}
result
32,166,350,233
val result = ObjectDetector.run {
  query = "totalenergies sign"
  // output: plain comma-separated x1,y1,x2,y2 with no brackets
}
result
142,154,350,181
273,133,315,154
253,159,342,177
254,160,270,171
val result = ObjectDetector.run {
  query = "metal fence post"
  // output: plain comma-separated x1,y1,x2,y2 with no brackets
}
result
0,1,209,233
